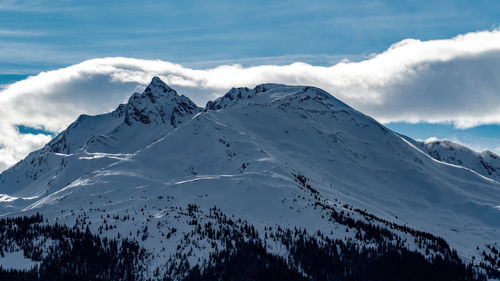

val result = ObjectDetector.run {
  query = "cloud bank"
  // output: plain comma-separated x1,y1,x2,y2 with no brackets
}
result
1,29,500,171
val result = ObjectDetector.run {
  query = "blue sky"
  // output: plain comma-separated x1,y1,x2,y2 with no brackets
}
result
0,0,500,170
1,0,499,72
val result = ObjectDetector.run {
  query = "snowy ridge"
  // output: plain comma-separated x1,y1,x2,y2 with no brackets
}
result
414,138,500,182
206,83,351,111
0,78,499,279
398,136,499,184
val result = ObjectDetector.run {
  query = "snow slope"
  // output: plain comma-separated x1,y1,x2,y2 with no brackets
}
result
0,77,499,277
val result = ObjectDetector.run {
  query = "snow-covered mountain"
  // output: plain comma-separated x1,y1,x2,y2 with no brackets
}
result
0,77,499,280
408,138,500,182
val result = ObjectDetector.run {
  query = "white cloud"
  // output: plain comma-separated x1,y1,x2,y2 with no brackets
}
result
421,137,442,144
2,29,500,171
495,147,500,155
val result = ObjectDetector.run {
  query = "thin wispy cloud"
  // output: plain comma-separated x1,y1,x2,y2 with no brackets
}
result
0,41,84,67
0,0,78,12
0,29,44,37
0,0,43,12
1,29,500,171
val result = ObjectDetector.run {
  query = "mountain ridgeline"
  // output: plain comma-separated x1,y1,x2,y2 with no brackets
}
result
0,77,499,280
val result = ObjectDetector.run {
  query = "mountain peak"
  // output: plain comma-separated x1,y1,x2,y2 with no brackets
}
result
151,76,164,84
124,77,199,126
148,76,171,89
205,83,350,111
142,76,176,102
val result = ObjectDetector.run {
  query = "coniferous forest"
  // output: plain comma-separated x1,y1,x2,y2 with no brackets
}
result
0,214,145,281
183,230,480,281
0,210,497,281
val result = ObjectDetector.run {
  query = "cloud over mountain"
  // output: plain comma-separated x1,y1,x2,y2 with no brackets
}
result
1,29,500,170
